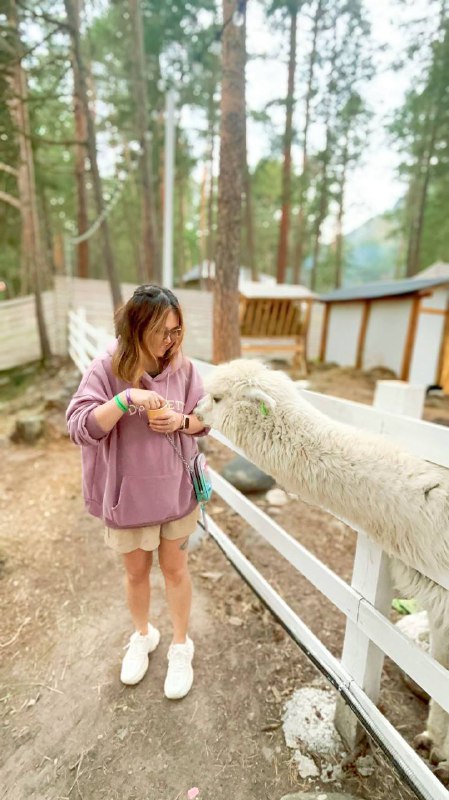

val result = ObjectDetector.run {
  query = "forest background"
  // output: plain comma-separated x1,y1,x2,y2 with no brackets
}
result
0,0,448,310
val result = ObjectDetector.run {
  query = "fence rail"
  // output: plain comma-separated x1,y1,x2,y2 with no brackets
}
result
68,307,449,800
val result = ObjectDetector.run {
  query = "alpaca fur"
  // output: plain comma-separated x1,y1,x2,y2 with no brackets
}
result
194,359,449,776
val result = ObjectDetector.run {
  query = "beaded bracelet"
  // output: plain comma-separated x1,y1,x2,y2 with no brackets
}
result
114,394,128,413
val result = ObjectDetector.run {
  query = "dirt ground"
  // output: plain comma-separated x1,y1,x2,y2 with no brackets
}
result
1,358,449,800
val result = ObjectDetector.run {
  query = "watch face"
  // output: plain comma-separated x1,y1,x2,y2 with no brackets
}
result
184,415,190,429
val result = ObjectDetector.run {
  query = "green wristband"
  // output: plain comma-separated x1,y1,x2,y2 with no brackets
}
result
114,394,128,413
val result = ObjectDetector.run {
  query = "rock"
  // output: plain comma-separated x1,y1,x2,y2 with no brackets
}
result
283,687,345,757
265,488,289,506
11,416,45,444
221,455,275,493
395,611,430,701
44,390,72,411
294,753,319,778
355,755,375,777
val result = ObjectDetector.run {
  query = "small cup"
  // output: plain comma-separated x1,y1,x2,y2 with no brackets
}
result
147,402,169,421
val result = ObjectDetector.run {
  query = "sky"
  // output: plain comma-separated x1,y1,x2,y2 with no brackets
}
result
20,0,429,241
182,0,430,238
244,0,427,236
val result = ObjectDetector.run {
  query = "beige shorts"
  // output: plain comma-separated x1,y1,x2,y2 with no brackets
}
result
104,505,200,554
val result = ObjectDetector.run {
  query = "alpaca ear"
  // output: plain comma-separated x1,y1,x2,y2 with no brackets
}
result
241,387,276,412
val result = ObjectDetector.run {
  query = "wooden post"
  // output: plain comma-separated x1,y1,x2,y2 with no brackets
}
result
319,302,330,362
400,294,421,381
355,300,371,370
334,381,424,749
334,535,393,748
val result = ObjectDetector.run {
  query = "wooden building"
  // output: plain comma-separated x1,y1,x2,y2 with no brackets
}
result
318,271,449,392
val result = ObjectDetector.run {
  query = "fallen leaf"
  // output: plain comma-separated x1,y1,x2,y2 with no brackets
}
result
199,571,223,582
271,686,282,703
209,506,225,515
261,721,282,732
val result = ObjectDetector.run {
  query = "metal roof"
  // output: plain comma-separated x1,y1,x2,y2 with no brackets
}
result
319,276,449,303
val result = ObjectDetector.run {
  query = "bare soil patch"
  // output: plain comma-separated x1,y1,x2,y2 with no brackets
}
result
1,358,447,800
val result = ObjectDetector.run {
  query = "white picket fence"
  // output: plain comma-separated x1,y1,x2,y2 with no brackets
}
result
68,308,449,800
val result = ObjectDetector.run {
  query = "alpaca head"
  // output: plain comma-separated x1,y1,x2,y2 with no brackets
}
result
194,359,279,431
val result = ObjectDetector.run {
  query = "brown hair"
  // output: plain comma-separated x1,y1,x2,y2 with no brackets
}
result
112,285,184,385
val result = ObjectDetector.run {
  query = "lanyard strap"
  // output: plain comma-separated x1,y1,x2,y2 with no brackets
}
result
166,433,192,476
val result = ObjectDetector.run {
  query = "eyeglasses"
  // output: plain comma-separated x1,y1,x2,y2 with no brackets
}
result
159,326,182,342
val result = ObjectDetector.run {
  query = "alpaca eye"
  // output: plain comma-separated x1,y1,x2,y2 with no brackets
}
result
213,396,222,403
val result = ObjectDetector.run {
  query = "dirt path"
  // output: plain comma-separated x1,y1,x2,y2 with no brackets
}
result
0,438,298,800
2,360,446,800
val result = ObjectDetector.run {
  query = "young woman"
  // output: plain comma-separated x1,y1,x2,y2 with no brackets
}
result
66,285,209,699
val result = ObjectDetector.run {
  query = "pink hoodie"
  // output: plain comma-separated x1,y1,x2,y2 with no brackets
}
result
66,343,209,529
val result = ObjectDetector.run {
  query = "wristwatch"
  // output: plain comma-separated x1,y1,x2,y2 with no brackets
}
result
180,414,190,431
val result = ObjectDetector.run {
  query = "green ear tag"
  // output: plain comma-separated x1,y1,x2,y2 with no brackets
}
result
259,400,269,417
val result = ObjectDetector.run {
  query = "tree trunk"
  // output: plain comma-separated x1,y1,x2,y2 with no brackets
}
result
123,138,145,281
276,8,297,284
243,23,256,282
213,0,245,363
310,132,331,291
406,117,438,277
128,0,160,283
177,167,186,279
334,131,349,288
64,0,122,309
7,1,52,361
244,162,257,280
293,0,324,283
199,164,208,289
206,86,216,288
71,0,89,278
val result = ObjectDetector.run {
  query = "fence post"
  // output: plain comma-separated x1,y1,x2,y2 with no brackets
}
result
334,380,426,749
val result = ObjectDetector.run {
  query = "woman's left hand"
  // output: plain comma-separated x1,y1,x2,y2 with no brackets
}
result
149,410,183,434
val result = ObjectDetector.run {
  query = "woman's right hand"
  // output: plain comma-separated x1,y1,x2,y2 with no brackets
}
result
128,388,166,410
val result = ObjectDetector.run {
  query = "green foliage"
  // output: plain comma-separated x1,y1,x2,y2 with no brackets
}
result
1,0,446,298
389,4,449,272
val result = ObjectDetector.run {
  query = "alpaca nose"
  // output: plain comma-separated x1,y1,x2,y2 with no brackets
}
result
194,394,212,421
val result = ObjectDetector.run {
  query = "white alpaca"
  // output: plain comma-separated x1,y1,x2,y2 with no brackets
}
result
194,359,449,778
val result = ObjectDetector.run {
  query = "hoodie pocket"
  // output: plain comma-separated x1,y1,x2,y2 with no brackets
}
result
109,473,193,527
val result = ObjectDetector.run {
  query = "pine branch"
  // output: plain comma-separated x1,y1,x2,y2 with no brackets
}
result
0,163,18,177
15,1,73,32
0,190,21,210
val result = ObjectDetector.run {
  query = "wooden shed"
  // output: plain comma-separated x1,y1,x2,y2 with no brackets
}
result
318,272,449,392
239,282,314,373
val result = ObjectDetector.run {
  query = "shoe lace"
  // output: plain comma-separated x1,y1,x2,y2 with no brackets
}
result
168,645,191,674
124,634,148,658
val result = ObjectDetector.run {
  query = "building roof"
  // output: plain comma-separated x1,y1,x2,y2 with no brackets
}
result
181,262,275,285
239,281,314,300
319,276,449,303
414,261,449,280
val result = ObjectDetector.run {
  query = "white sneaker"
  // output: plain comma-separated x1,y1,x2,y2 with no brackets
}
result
164,636,194,700
120,624,160,685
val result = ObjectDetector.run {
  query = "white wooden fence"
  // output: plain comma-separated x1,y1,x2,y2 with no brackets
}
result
68,308,449,800
0,275,325,371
